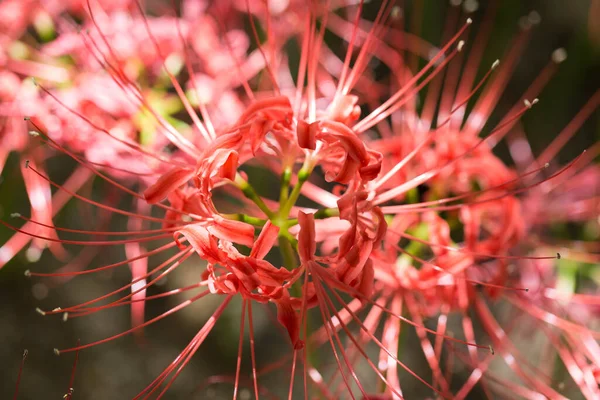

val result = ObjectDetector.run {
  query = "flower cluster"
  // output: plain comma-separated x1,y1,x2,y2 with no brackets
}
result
2,0,599,399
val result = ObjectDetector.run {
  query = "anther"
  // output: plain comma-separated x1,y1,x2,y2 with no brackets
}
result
489,345,495,355
528,11,541,25
28,130,40,137
556,252,561,259
457,40,465,52
466,18,473,24
24,269,31,277
523,98,539,109
10,213,21,218
463,0,479,13
23,116,30,121
391,6,403,20
491,60,500,70
23,349,28,359
544,163,550,168
25,160,30,169
35,307,46,316
53,348,60,356
62,312,69,322
552,48,567,64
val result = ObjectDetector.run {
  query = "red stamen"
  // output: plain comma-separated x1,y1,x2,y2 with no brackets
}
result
12,349,27,400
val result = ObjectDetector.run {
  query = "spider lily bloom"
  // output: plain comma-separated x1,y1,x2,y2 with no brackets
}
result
0,1,206,272
504,91,600,399
0,21,75,268
0,0,134,33
3,0,476,396
344,7,600,400
2,1,598,399
0,1,206,339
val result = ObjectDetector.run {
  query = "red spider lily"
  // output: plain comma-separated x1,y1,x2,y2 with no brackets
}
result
10,346,80,400
0,0,598,399
0,1,212,341
330,5,599,399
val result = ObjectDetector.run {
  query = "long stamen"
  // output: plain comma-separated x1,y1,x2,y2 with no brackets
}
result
4,219,172,246
340,0,392,95
233,300,246,400
535,89,600,167
245,0,281,95
136,296,232,399
372,57,500,190
314,277,408,399
461,13,536,137
357,41,464,133
374,99,542,205
489,48,568,148
31,124,192,219
67,251,195,319
133,0,213,144
54,289,211,354
213,7,255,100
381,149,586,213
27,242,176,277
316,269,446,397
0,166,92,270
333,0,365,100
172,0,216,138
12,350,28,400
36,249,190,317
32,84,188,168
355,18,473,132
386,228,555,263
379,159,547,212
63,342,79,400
311,272,362,399
16,214,186,237
388,241,531,293
84,0,202,158
22,164,181,223
247,301,260,400
314,265,491,352
404,293,451,396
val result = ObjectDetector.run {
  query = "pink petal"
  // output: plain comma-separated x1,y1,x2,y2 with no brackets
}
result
298,212,316,264
144,167,194,204
251,221,279,259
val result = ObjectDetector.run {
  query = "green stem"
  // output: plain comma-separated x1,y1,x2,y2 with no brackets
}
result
314,207,340,219
279,166,292,206
222,213,268,227
279,165,312,218
234,174,275,219
278,235,298,271
278,235,303,299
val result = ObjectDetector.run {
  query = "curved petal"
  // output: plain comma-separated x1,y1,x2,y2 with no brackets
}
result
144,167,194,204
